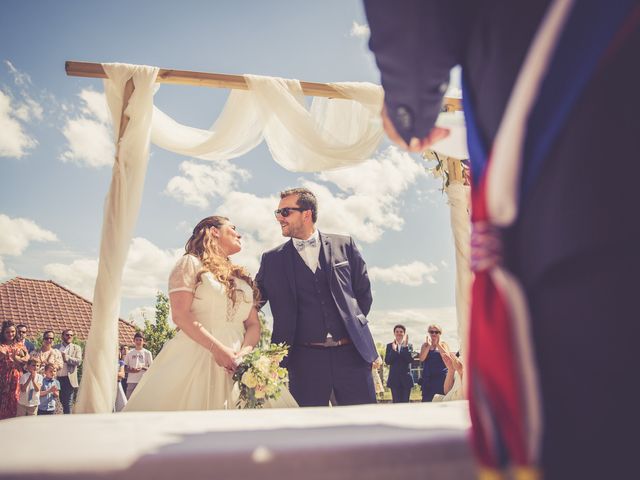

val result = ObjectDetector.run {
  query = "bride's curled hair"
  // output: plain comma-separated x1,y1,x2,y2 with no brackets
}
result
185,216,260,307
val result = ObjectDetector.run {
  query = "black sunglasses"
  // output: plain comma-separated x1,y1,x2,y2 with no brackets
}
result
274,207,306,218
428,330,441,335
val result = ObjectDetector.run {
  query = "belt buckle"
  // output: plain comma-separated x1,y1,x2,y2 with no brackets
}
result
325,337,339,347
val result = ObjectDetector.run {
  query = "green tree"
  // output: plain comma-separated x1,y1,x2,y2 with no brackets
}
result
140,292,176,358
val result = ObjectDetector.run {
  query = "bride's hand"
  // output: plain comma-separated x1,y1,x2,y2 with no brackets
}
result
211,343,238,372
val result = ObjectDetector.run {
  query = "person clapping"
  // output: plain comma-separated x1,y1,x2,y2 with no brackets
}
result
384,324,414,403
418,324,450,402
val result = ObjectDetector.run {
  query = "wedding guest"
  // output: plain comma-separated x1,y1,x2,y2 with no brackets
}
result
16,324,35,353
17,358,42,416
433,350,464,402
118,345,128,392
0,320,29,419
256,187,378,406
115,347,127,412
385,324,414,403
55,328,82,414
418,324,450,402
31,331,63,375
124,332,153,399
38,363,60,416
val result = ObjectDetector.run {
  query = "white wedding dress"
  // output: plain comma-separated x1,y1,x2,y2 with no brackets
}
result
123,254,297,411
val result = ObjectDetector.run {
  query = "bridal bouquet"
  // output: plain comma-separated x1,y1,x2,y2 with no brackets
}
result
232,343,289,409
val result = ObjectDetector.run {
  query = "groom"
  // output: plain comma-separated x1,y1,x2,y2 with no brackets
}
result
256,187,378,406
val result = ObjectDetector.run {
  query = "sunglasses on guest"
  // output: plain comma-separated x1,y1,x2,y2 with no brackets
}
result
428,330,441,335
274,207,306,218
44,336,54,341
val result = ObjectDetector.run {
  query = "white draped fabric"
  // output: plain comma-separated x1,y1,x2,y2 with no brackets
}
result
444,182,471,360
75,64,159,413
76,63,469,413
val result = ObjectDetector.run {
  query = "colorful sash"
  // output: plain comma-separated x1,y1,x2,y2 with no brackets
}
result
463,0,639,478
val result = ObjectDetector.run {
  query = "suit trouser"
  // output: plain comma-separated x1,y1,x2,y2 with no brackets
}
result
525,248,638,480
58,375,75,414
390,385,411,403
288,344,376,407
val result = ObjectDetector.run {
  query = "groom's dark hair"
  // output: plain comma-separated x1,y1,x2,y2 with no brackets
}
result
280,187,318,223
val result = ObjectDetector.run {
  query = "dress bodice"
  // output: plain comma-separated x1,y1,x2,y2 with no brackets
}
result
168,254,253,334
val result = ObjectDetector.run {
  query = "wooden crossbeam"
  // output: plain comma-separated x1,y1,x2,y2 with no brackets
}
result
65,60,462,110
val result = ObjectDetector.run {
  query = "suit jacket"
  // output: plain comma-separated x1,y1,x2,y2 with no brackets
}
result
256,232,378,364
54,342,83,388
364,0,640,288
385,342,415,389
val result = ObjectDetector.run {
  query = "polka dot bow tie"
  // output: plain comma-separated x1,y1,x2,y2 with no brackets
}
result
294,237,317,251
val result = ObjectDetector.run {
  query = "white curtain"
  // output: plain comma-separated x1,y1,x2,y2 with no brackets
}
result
77,63,469,413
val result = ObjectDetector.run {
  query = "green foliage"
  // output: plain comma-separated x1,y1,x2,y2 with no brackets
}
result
140,291,176,358
257,310,272,349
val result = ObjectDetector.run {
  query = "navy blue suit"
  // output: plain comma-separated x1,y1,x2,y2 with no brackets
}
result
385,342,414,403
256,232,378,406
364,1,640,477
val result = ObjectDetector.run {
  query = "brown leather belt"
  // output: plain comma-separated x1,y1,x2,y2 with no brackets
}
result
300,337,352,348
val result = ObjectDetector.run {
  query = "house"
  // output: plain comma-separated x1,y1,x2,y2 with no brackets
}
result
0,277,138,346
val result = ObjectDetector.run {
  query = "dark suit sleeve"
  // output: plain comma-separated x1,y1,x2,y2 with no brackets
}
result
363,0,472,143
348,237,373,316
399,344,413,364
255,253,269,310
385,343,398,365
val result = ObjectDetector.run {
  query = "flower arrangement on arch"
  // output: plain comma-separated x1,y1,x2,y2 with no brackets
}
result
232,343,289,409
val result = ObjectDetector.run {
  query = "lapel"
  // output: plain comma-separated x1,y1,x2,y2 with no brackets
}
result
282,239,297,302
320,231,334,284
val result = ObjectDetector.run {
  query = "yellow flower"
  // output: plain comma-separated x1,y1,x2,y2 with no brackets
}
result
242,371,258,389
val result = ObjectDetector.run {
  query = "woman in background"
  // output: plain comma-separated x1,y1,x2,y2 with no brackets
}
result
0,320,29,419
418,324,449,402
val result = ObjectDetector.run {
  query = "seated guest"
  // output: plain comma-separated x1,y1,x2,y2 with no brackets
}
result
433,351,465,402
17,358,42,416
418,324,450,402
385,324,414,403
38,364,60,415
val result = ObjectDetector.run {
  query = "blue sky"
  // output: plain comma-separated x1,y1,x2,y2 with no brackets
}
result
0,0,460,349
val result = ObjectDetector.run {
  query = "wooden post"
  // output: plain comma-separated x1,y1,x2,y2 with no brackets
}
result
65,61,463,110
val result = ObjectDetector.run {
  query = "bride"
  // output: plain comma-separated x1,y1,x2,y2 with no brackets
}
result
124,215,297,411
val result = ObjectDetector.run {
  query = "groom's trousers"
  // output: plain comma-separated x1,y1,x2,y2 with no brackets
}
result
287,344,376,407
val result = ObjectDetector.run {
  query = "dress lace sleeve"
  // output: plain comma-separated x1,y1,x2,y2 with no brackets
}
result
168,255,201,294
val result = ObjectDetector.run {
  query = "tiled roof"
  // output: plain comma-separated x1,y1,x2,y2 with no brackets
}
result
0,277,138,346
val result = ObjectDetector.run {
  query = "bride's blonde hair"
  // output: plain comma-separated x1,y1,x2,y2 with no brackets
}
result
185,216,260,306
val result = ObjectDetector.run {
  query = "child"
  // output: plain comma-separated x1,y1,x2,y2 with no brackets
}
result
17,359,43,416
38,363,60,415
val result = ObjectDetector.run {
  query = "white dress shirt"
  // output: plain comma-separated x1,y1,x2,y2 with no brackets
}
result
293,229,320,273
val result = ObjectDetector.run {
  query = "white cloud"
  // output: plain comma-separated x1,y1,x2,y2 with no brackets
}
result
0,214,58,256
350,21,370,38
5,60,32,86
367,306,459,349
44,237,182,300
370,261,438,287
166,160,251,209
127,306,157,328
314,146,427,242
0,214,58,279
60,89,114,168
0,90,38,158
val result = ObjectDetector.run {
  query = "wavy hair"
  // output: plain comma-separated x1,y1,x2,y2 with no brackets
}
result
185,216,260,307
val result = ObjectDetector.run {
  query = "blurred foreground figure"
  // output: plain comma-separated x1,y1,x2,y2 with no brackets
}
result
364,1,640,478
